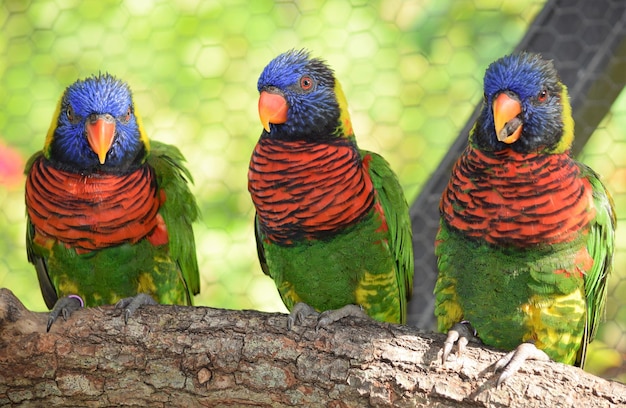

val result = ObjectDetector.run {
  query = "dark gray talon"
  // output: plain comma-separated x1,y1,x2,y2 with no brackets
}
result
47,295,83,332
287,302,319,330
316,304,367,332
115,293,157,324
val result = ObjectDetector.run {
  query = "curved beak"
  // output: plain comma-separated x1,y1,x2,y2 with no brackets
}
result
493,92,523,144
258,90,288,133
86,114,115,164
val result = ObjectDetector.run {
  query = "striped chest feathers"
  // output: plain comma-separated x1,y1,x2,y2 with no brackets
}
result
26,156,163,252
440,145,595,247
248,138,375,243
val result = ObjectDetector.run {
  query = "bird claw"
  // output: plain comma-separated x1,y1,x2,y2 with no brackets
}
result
316,304,367,332
287,302,319,330
441,321,477,364
287,303,367,332
494,342,550,386
115,293,157,324
47,295,84,332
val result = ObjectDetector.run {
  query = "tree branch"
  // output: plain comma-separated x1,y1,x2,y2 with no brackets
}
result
0,288,624,407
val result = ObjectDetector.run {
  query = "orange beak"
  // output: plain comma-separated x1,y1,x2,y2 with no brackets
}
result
493,92,523,144
258,91,288,132
86,115,115,164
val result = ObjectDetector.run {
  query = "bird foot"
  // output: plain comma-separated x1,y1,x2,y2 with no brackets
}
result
316,304,367,332
47,294,84,332
287,303,368,331
115,293,157,324
441,321,478,363
287,302,319,330
494,342,550,386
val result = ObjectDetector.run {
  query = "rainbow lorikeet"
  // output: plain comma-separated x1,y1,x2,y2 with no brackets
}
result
25,74,200,331
434,52,615,384
248,50,413,329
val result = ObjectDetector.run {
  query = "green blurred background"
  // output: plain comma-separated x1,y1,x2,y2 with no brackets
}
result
1,0,625,382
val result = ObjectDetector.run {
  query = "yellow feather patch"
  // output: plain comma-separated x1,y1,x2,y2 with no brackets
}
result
355,269,401,323
57,281,80,298
333,80,354,137
521,288,586,364
278,281,303,311
435,281,464,332
43,96,63,158
552,83,574,153
137,272,157,295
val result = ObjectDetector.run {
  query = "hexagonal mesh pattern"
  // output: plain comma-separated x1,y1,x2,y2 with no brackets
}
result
1,0,624,381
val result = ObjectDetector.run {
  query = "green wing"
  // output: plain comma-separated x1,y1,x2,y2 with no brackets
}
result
577,163,616,366
148,141,201,302
362,150,414,322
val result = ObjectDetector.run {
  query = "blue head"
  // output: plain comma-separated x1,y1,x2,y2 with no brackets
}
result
45,73,149,173
257,49,352,142
472,52,573,154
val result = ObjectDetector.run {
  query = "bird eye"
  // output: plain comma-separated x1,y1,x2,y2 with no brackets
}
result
65,105,80,124
120,107,132,124
300,76,314,91
537,89,548,102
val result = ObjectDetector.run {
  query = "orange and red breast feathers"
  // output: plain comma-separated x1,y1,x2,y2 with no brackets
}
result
248,137,375,244
26,155,167,253
440,145,595,247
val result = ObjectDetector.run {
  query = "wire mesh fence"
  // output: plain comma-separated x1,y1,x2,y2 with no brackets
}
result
1,0,624,382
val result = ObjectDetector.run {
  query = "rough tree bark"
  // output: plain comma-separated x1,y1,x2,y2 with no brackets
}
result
0,288,624,407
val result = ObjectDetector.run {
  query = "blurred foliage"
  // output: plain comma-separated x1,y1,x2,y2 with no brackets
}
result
1,0,625,382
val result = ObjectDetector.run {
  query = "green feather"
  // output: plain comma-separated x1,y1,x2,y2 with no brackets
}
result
435,224,589,358
147,140,200,300
364,150,414,322
576,163,616,365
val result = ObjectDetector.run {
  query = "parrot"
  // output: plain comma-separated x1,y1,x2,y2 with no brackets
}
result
25,73,200,331
434,52,615,385
248,49,414,330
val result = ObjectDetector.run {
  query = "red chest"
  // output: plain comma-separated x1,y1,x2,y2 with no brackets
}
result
248,138,375,243
26,156,164,252
440,146,595,246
